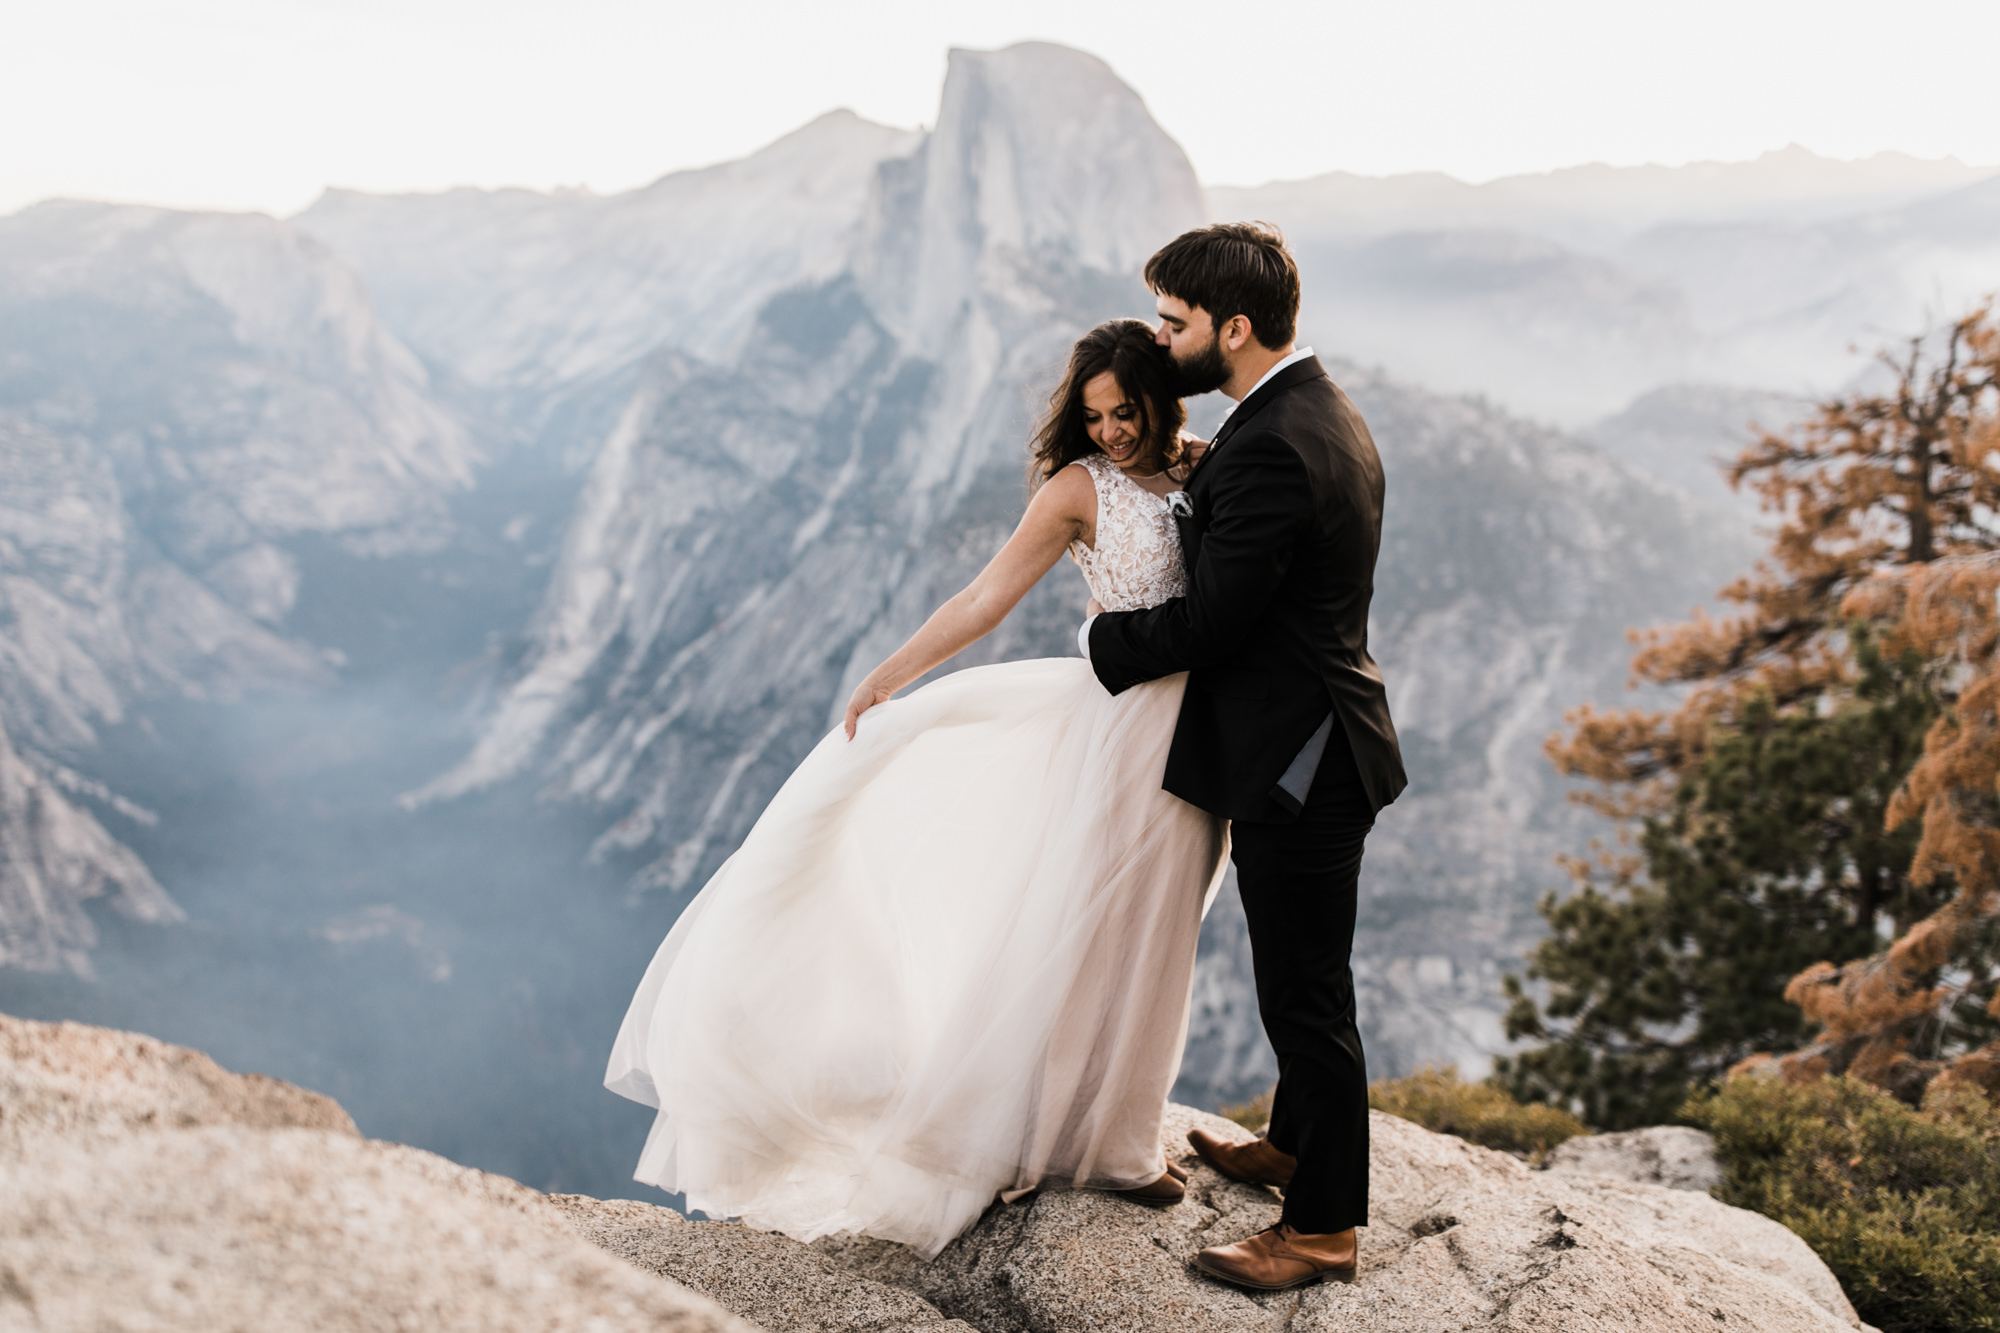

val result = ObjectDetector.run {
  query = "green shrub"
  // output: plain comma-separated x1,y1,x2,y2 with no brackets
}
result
1686,1075,2000,1333
1222,1067,1589,1161
1369,1065,1590,1161
1219,1087,1274,1132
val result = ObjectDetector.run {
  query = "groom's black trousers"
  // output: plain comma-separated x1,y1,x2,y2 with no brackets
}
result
1227,732,1374,1235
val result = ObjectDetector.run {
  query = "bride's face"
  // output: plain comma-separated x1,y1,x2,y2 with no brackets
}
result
1082,371,1154,474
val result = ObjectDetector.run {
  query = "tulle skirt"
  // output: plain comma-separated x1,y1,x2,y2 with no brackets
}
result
604,657,1228,1257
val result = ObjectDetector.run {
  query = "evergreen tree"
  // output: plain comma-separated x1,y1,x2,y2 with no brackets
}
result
1499,634,1942,1126
1498,303,2000,1126
1777,552,2000,1101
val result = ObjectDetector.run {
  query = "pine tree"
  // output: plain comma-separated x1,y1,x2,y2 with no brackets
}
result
1498,303,2000,1126
1773,551,2000,1101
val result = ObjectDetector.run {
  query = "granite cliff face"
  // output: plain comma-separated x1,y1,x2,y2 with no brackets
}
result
0,202,480,971
300,110,923,411
0,716,179,973
0,412,323,756
0,202,477,564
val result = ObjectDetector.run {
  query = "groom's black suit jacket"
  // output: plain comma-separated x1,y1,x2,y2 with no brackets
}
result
1087,356,1406,822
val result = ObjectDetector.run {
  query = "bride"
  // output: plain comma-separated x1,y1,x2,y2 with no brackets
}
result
605,318,1228,1258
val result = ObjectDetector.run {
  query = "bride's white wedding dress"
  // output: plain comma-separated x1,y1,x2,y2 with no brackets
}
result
605,452,1229,1257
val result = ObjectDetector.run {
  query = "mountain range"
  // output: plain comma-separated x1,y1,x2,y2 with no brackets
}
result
1220,145,2000,424
0,42,1990,1189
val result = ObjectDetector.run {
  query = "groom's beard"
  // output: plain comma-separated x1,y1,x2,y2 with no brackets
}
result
1166,331,1230,398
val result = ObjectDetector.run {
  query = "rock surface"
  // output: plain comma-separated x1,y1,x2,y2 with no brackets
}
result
0,1013,1870,1333
0,1011,352,1148
1552,1171,1863,1333
0,1013,757,1332
549,1193,977,1332
1544,1124,1725,1194
803,1105,1862,1333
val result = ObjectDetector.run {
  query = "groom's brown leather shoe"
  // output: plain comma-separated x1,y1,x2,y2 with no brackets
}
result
1194,1224,1357,1291
1113,1171,1186,1208
1187,1128,1296,1189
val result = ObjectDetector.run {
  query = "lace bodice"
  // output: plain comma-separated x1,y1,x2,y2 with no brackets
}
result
1066,453,1188,612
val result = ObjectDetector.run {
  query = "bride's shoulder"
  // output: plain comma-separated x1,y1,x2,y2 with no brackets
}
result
1055,453,1113,494
1048,456,1112,498
1028,458,1097,534
1033,457,1099,512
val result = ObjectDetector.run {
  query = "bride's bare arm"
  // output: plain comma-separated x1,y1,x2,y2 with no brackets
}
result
843,465,1094,738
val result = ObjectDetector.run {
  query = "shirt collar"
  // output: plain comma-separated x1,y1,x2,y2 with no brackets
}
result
1223,346,1315,424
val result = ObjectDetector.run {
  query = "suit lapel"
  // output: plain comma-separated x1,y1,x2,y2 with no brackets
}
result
1175,356,1328,564
1184,355,1328,485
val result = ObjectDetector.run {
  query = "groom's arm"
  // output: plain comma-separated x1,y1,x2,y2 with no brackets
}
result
1088,429,1313,694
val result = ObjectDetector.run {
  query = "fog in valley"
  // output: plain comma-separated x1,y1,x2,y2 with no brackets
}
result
3,42,1997,1200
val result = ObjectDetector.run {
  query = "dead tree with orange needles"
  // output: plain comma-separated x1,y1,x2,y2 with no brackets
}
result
1499,303,2000,1125
1771,552,2000,1102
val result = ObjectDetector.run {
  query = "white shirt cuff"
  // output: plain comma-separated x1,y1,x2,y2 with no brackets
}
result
1077,613,1098,660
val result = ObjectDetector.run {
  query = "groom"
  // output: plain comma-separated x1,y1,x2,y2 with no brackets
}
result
1083,222,1405,1290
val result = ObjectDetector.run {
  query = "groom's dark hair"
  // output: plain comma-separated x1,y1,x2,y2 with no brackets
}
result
1144,222,1299,350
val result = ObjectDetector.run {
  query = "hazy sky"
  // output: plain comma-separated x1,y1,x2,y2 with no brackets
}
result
5,0,1998,217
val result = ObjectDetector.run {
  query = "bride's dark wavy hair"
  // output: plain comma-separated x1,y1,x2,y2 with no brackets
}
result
1029,319,1185,488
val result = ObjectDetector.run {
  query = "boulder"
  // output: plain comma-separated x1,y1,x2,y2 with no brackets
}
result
0,1013,757,1333
1551,1172,1864,1333
1543,1124,1724,1193
0,1012,356,1147
549,1194,977,1332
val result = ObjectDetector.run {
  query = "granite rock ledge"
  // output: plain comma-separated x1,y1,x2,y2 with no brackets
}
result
0,1014,1870,1333
804,1104,1868,1333
0,1013,754,1333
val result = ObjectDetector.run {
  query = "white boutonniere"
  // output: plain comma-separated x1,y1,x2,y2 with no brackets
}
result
1166,491,1194,519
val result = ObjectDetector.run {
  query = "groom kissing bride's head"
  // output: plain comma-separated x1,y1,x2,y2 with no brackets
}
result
1143,221,1301,400
1026,222,1303,488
